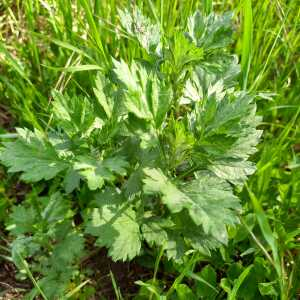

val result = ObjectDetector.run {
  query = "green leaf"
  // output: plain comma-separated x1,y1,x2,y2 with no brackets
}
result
195,265,218,299
41,192,71,224
102,156,129,176
187,68,262,185
175,284,197,300
146,76,172,128
143,168,241,245
163,232,187,262
220,278,231,294
63,167,81,193
124,168,143,197
143,168,190,213
50,233,85,267
168,33,204,73
74,155,129,190
258,281,278,297
141,217,187,261
187,11,233,50
180,55,240,107
11,236,40,270
85,190,141,261
208,159,256,186
142,217,172,247
228,265,253,300
6,206,37,235
6,191,83,299
52,91,96,137
93,73,114,119
183,173,241,244
0,128,68,182
114,59,151,120
165,119,194,169
142,213,224,261
118,8,161,55
114,59,171,127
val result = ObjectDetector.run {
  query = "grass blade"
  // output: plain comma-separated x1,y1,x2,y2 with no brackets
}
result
65,280,90,299
246,185,280,269
241,0,253,89
78,0,109,66
0,42,31,84
42,64,103,73
18,253,49,300
229,265,253,300
203,0,213,15
245,184,288,299
109,270,123,300
51,38,96,62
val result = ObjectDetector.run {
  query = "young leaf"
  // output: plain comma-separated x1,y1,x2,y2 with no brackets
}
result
167,32,204,73
0,128,69,182
52,91,96,137
85,190,141,261
114,59,171,127
114,59,152,120
187,11,233,50
63,167,81,193
7,206,37,235
143,168,191,213
143,169,241,245
93,73,114,119
118,8,161,55
182,172,241,244
74,155,129,191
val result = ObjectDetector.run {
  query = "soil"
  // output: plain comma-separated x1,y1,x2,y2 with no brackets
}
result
0,259,29,299
0,243,152,299
0,104,14,131
82,248,152,299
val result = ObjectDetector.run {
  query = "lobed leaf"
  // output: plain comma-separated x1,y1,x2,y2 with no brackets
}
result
0,128,69,182
85,190,141,261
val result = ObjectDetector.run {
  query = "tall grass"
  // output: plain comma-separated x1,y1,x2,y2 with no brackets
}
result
240,0,253,89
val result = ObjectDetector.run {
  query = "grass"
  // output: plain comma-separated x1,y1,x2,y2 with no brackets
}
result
0,0,299,299
240,0,252,89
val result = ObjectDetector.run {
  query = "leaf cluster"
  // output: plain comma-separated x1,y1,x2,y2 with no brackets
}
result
6,190,84,299
0,9,261,269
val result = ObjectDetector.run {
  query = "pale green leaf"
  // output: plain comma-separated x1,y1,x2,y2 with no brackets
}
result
74,155,128,190
63,168,81,193
0,128,68,182
143,168,190,213
93,73,114,119
52,91,96,137
118,8,161,55
114,59,171,127
143,168,241,245
187,11,233,50
85,191,141,261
